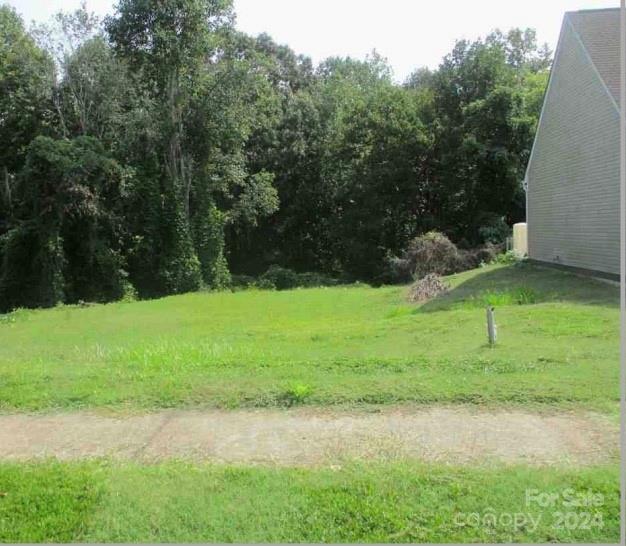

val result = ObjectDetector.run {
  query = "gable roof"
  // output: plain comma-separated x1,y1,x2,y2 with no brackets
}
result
566,8,620,106
524,8,622,186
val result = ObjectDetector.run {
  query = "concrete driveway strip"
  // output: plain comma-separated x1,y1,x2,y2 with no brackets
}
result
0,407,618,466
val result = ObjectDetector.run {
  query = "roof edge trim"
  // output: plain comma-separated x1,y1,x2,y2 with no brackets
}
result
565,7,619,15
525,11,621,189
565,14,620,113
524,14,568,187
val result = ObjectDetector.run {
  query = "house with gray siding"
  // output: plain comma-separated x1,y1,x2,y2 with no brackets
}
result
525,8,621,278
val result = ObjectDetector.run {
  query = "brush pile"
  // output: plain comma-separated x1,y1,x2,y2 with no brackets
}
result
407,274,449,303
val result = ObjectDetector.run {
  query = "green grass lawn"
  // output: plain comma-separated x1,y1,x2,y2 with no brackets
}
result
0,461,619,543
0,262,620,543
0,262,619,413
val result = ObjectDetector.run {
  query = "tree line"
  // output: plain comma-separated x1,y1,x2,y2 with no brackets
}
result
0,0,551,310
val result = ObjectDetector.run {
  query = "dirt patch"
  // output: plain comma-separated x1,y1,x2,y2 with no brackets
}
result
0,407,618,466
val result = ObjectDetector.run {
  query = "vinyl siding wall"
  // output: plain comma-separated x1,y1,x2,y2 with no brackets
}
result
527,17,620,275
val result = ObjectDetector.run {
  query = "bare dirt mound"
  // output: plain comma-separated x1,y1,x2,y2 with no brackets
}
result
0,407,617,466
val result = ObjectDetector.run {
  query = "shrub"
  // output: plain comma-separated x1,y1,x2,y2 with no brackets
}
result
385,254,414,284
391,232,461,282
492,250,522,265
387,234,511,284
277,383,313,407
260,265,300,290
478,216,511,244
461,243,503,270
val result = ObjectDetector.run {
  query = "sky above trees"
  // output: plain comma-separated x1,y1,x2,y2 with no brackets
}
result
5,0,619,81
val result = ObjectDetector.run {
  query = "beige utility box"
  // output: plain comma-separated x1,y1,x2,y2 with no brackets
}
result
513,223,528,257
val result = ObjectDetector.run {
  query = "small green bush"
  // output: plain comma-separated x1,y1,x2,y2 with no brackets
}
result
277,383,313,407
492,251,522,265
261,266,300,290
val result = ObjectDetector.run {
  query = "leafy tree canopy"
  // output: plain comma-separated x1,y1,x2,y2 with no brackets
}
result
0,0,551,309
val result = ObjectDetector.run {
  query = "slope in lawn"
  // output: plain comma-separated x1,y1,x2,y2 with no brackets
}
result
0,263,619,412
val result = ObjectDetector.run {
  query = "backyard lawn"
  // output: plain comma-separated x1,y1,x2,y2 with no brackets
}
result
0,262,620,543
0,262,619,413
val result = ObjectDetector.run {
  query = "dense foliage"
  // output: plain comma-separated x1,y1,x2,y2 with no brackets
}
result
0,1,550,310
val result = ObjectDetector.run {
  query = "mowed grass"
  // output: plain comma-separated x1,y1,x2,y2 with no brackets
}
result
0,461,619,543
0,263,619,413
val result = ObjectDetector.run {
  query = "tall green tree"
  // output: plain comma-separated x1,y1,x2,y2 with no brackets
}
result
0,6,54,232
0,136,130,311
429,30,549,243
105,0,237,293
106,0,279,292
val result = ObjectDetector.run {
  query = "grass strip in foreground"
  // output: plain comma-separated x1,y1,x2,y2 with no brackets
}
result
0,461,619,543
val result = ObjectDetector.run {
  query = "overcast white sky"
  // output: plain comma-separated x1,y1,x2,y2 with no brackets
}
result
5,0,620,81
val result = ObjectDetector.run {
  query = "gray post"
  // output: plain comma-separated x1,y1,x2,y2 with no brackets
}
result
486,306,497,346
